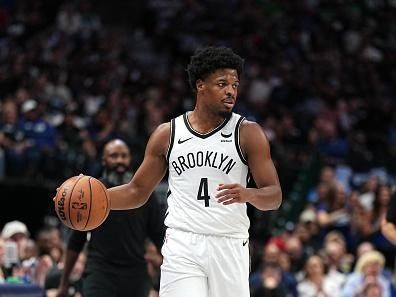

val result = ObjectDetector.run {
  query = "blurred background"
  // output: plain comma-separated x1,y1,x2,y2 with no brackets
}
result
1,0,396,296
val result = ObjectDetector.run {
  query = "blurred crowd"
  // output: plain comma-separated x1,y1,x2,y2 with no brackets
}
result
1,0,396,186
0,220,162,297
1,0,396,296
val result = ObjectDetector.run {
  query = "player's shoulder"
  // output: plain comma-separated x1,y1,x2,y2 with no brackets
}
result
150,122,171,139
147,122,172,153
239,118,270,148
239,118,262,134
155,122,171,133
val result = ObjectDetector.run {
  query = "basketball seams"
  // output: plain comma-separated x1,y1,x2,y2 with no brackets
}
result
84,177,94,230
68,175,85,230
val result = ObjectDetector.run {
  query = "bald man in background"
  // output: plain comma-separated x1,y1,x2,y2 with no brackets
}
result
54,139,165,297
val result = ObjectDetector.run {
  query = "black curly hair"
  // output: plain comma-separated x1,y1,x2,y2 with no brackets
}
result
186,46,244,93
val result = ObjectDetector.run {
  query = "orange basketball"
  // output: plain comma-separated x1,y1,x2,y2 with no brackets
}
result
54,175,110,231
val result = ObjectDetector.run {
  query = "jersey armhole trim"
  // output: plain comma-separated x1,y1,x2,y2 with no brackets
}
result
166,119,175,162
235,116,248,165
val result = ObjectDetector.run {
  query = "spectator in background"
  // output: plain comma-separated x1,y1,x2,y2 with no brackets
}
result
321,231,353,275
357,176,380,212
297,254,343,297
1,222,51,286
56,139,164,297
1,220,30,263
1,220,32,283
35,227,64,264
251,262,289,297
284,235,309,275
56,3,81,36
317,120,349,161
31,254,54,288
316,181,354,249
45,251,85,297
87,108,116,150
1,222,54,286
341,250,391,297
56,106,86,179
364,184,395,266
250,241,297,296
306,165,335,205
19,99,57,177
356,242,375,259
294,207,321,253
0,100,32,177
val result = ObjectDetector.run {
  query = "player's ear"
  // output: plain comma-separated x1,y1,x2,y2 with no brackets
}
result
196,79,204,91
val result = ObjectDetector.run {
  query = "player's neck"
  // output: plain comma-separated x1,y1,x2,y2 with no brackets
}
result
188,109,227,134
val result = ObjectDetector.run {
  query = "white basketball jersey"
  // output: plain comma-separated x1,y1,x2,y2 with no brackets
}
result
165,112,250,238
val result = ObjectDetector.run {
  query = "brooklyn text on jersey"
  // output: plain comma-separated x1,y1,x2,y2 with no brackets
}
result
171,151,236,175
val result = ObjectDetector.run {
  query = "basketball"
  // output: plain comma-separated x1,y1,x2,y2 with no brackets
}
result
54,175,110,231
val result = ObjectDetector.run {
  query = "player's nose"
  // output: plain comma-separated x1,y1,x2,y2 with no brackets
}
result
225,85,236,97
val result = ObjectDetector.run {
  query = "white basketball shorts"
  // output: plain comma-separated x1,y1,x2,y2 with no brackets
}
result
159,228,250,297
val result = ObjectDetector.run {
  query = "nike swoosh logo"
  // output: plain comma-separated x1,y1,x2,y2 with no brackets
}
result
178,137,193,144
221,132,232,138
243,240,248,246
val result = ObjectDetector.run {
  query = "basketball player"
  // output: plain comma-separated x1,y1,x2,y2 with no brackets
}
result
110,46,283,297
55,139,165,297
56,46,282,297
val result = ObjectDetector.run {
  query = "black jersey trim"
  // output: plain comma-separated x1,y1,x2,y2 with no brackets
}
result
166,119,175,162
183,112,231,139
235,116,248,165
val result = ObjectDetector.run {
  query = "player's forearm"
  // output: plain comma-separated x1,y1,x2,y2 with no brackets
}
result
249,185,282,211
381,219,396,244
108,183,149,210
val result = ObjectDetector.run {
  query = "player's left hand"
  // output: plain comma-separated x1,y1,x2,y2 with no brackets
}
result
216,183,252,205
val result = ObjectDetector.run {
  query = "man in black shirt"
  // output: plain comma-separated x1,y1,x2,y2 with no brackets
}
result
56,139,165,297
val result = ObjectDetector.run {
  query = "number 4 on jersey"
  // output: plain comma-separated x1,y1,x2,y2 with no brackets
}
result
197,178,210,207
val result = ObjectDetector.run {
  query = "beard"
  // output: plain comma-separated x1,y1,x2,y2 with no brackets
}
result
102,168,133,187
218,110,232,119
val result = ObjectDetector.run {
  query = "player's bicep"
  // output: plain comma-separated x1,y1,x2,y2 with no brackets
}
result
133,150,167,189
241,122,280,188
129,124,169,196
